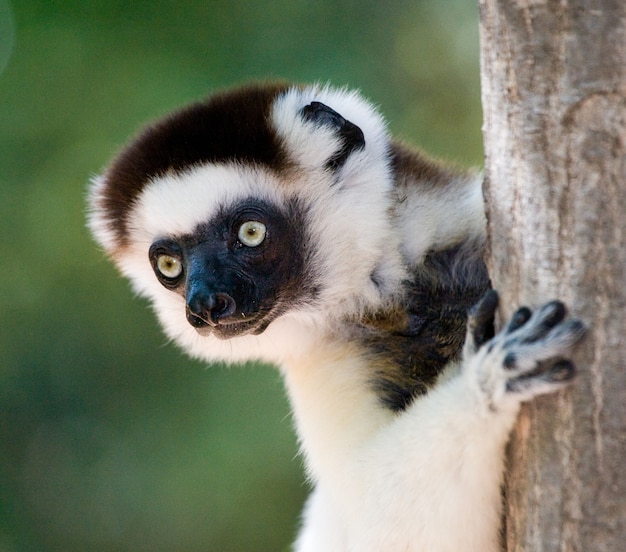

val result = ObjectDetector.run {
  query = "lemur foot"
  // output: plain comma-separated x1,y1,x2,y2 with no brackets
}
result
465,290,587,408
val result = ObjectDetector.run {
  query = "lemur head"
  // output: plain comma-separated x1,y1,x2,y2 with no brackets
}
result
88,82,406,361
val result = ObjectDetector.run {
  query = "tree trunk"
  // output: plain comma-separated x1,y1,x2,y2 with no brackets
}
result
478,1,626,551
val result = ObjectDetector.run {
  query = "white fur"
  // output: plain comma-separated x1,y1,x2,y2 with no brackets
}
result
396,172,486,266
291,356,517,552
86,174,120,253
88,84,576,551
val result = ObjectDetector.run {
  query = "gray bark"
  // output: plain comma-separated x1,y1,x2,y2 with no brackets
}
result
478,1,626,551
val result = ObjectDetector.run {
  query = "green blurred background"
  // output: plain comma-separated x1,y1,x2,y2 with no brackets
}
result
0,1,481,550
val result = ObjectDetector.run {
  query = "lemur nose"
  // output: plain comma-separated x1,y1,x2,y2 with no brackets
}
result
186,291,237,327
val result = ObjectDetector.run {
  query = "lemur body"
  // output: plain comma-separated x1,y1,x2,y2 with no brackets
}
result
88,82,585,551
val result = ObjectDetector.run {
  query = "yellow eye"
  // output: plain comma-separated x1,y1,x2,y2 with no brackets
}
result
156,254,182,279
238,221,266,247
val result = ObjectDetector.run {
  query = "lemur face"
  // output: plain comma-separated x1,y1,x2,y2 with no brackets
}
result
147,197,309,339
88,82,406,357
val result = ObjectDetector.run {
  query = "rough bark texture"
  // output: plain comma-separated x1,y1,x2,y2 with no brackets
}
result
478,1,625,551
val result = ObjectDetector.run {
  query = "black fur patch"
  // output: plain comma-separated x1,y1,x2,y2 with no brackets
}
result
99,82,291,246
184,197,315,338
362,239,491,411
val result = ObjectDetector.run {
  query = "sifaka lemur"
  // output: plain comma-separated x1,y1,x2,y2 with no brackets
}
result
87,82,586,551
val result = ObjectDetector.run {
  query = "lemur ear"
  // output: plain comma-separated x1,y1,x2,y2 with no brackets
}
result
300,101,365,170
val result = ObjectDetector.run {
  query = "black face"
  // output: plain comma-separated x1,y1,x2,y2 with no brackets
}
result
149,199,311,339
